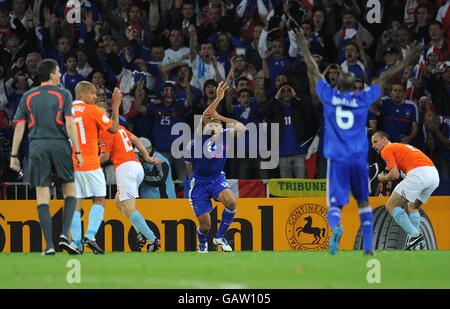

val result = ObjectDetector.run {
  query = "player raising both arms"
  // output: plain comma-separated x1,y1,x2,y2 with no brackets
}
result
294,28,420,255
372,131,439,250
185,81,246,253
99,122,163,252
69,81,122,254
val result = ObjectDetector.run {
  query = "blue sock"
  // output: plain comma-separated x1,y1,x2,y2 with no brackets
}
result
197,228,208,244
327,207,342,230
409,211,421,230
130,211,156,243
359,207,374,252
391,207,420,237
85,204,104,241
70,210,82,246
216,208,236,239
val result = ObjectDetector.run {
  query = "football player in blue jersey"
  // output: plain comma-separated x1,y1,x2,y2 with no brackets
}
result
294,28,420,255
185,81,246,253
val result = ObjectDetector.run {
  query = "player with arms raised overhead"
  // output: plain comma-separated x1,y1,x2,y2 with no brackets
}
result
372,131,439,250
294,28,420,255
185,81,246,253
69,81,122,254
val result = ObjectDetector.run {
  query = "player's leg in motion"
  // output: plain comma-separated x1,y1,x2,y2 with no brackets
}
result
82,197,106,254
406,201,422,231
214,189,236,252
59,182,82,254
326,159,346,255
196,213,211,253
385,192,420,238
70,199,83,251
351,157,374,255
357,200,374,255
36,187,55,254
115,194,160,252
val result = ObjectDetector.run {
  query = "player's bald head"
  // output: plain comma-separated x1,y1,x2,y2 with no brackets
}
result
336,72,356,92
75,81,96,99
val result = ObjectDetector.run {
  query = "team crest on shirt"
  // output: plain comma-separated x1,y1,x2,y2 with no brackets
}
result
286,204,329,250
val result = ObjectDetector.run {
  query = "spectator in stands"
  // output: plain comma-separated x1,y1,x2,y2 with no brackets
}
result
409,4,432,44
245,24,263,71
427,21,450,61
340,41,370,83
436,0,450,35
188,24,225,92
425,110,450,179
76,48,93,78
262,82,317,178
162,28,190,70
226,88,261,179
378,83,419,145
137,137,176,199
61,53,86,99
134,81,190,181
375,46,402,84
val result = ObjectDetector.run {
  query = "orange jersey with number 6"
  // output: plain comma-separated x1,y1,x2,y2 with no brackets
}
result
72,100,112,171
381,143,434,174
99,125,139,169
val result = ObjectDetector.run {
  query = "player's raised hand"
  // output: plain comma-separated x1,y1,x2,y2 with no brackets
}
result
215,81,229,101
111,87,123,110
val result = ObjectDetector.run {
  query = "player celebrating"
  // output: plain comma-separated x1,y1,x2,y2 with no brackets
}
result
185,81,246,253
69,81,122,254
99,123,163,252
372,131,440,250
294,28,420,255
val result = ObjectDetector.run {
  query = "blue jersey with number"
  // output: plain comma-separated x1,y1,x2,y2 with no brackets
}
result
315,80,381,161
146,100,187,151
186,128,234,179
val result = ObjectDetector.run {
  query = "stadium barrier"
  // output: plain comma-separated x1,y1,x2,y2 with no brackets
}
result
0,197,449,252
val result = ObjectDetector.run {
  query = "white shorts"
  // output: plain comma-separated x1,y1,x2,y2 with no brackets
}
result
115,161,144,202
394,166,440,203
74,168,106,198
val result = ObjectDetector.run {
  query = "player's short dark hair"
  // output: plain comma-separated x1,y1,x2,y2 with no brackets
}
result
37,59,58,82
374,130,390,140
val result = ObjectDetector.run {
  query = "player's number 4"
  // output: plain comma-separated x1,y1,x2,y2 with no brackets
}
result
336,106,354,130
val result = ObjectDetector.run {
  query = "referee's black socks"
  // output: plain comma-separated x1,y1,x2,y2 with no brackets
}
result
37,204,54,250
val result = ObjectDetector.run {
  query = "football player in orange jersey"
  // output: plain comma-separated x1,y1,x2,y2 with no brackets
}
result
99,120,163,252
372,131,440,250
69,81,122,254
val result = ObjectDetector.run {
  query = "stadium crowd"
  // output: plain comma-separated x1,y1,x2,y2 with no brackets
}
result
0,0,449,195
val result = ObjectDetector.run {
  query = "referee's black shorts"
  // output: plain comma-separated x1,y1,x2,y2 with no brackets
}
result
29,139,74,188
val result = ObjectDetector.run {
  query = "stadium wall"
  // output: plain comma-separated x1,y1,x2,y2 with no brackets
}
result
0,197,449,252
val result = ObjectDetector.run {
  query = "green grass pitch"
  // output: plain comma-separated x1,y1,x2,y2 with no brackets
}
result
1,251,449,288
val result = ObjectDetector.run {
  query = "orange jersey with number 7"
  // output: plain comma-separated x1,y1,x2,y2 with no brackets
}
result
72,100,113,171
99,125,139,169
381,143,434,174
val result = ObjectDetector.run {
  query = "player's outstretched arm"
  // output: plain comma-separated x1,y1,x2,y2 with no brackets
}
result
130,134,163,165
372,43,421,88
293,28,324,89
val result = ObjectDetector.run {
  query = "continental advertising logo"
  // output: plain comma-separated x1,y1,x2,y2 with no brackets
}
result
286,204,329,250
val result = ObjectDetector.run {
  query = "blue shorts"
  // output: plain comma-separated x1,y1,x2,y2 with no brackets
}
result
327,156,369,207
187,173,231,217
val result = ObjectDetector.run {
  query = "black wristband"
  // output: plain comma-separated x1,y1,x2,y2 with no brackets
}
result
75,152,81,155
10,154,18,158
